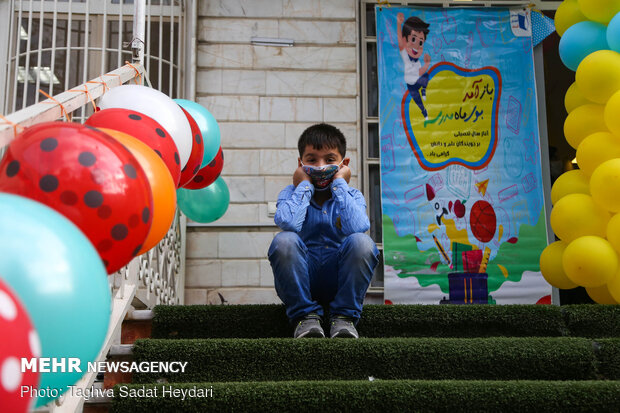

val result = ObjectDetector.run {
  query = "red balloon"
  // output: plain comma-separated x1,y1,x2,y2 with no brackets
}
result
0,122,153,274
85,108,182,186
469,200,497,243
183,147,224,189
0,278,40,412
178,107,204,187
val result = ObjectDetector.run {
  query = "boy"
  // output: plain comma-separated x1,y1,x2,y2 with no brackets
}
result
268,124,379,339
397,12,431,120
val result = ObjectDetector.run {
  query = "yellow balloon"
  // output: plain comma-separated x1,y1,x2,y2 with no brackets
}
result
555,0,588,36
577,0,620,23
563,103,607,149
609,268,620,302
563,236,618,287
606,213,620,253
576,50,620,104
550,193,610,242
540,241,578,289
576,132,620,176
551,170,590,204
590,158,620,212
565,82,592,113
604,89,620,136
585,284,618,303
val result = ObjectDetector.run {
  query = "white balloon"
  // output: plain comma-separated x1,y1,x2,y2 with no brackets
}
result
98,85,192,168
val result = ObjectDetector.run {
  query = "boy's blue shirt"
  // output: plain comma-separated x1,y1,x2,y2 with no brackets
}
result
274,178,370,250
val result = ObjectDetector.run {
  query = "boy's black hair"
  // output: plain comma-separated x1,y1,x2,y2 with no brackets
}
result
402,16,430,40
298,123,347,158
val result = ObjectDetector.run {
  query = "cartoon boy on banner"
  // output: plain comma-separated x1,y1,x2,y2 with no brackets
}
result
377,7,551,305
397,13,431,120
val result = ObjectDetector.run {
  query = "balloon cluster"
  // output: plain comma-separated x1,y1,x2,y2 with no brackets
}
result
540,0,620,304
0,84,228,410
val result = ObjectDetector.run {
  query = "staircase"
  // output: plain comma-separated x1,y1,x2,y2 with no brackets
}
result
88,304,619,412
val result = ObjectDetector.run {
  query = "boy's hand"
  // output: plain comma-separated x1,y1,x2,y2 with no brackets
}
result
334,165,351,183
397,13,405,24
424,53,431,64
293,166,311,187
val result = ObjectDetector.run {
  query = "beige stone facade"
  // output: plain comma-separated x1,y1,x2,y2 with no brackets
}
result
185,0,361,305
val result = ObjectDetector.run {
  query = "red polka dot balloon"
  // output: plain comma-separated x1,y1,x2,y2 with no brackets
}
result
470,200,497,243
183,147,224,190
85,108,182,187
0,122,153,274
178,107,205,188
0,278,40,413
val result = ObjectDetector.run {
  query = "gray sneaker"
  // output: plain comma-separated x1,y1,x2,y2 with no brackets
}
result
330,316,359,339
293,313,325,338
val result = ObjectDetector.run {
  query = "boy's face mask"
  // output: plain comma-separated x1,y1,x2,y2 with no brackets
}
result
301,160,343,190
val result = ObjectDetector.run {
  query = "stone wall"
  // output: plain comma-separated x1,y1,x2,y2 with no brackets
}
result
185,0,360,305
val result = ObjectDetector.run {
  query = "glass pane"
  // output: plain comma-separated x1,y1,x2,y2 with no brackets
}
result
368,122,379,158
366,42,378,117
365,3,376,37
369,163,383,243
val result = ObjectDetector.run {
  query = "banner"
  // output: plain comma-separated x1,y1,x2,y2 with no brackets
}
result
377,6,552,304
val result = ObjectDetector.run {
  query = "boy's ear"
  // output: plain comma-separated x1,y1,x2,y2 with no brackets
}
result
343,158,350,167
298,158,302,167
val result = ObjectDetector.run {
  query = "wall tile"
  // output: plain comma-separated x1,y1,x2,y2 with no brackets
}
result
222,70,266,95
199,0,284,18
196,70,223,94
221,150,260,175
259,149,298,175
184,289,207,305
218,232,276,258
197,44,253,68
186,232,218,258
185,260,222,287
264,175,294,201
219,122,285,148
198,45,356,71
199,0,355,19
259,97,322,122
207,203,261,225
197,96,259,122
198,18,278,43
221,260,261,287
225,176,266,202
323,97,357,122
278,20,356,44
266,71,356,96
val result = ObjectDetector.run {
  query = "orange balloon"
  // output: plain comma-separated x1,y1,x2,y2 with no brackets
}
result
97,128,176,255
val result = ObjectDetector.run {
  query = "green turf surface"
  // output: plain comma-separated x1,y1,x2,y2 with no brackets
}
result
151,304,619,338
129,337,619,383
110,380,620,413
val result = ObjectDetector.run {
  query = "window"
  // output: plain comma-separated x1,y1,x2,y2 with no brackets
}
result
3,0,185,121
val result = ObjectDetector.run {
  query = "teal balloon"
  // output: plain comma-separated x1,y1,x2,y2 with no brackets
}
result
174,99,221,167
608,12,620,53
0,193,110,407
177,177,230,223
559,21,609,71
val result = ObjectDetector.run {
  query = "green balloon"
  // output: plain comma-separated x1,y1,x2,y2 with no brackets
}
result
177,177,230,223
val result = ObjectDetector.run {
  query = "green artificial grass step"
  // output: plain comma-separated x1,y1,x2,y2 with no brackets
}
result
110,380,620,413
151,304,620,339
130,337,620,383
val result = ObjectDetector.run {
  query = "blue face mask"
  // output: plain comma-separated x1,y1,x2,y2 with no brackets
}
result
301,160,343,191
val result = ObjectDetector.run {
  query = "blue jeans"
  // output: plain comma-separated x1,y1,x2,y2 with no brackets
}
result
268,231,379,323
407,72,429,117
